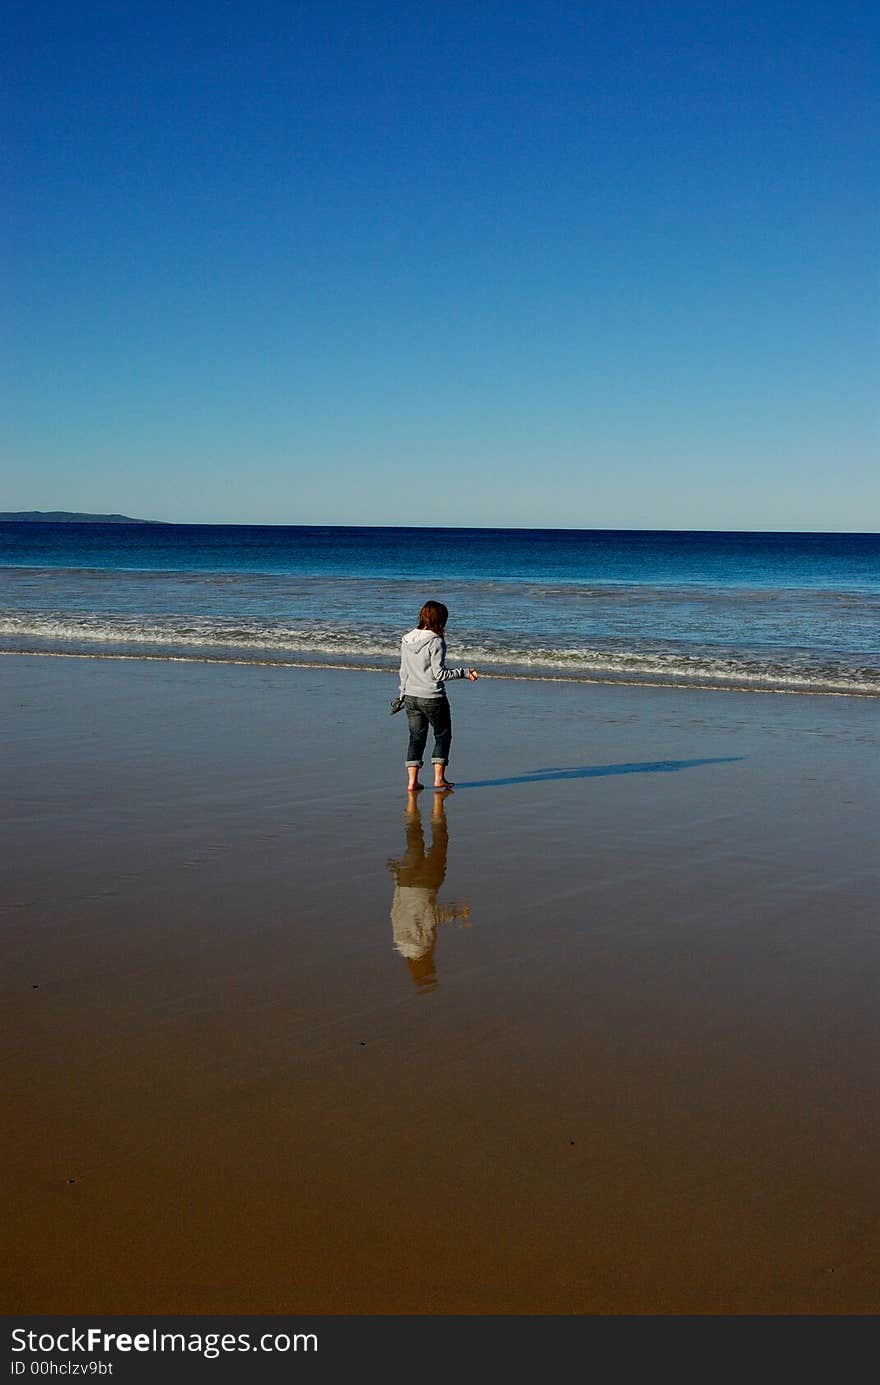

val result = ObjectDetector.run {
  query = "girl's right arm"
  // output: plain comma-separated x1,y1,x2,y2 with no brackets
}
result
429,637,466,683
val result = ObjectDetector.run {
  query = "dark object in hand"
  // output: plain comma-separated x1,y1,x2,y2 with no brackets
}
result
389,696,405,715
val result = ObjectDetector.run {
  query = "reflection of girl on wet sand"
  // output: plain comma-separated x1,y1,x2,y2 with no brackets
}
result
386,791,470,992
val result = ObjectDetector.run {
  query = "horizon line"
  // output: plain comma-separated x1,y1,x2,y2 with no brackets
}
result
1,513,878,538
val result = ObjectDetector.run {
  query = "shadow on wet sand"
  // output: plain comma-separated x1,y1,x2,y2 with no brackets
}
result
453,757,744,790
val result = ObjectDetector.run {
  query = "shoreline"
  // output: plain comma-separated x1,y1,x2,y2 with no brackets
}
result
2,646,876,700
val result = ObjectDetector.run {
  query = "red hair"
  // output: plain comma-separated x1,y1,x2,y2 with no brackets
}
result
417,601,448,634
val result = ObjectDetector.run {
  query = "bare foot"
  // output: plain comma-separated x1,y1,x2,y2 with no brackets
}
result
434,779,455,790
407,782,424,792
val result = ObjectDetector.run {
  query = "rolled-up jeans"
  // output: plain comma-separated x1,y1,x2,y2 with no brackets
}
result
404,694,452,766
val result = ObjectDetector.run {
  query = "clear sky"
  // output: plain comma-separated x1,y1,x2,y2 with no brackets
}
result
4,0,878,529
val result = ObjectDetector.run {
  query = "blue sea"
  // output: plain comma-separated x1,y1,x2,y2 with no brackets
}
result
1,523,879,697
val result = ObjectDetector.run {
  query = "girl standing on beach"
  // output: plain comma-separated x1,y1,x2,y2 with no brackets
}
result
398,601,478,792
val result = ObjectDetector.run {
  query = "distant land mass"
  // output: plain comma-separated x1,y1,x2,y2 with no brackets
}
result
0,511,168,524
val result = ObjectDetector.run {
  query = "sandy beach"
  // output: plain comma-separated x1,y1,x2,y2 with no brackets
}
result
3,652,879,1314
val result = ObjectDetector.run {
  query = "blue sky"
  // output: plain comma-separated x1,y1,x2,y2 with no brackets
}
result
4,0,878,529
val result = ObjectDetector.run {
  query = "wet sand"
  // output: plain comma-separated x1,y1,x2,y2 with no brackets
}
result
2,653,879,1314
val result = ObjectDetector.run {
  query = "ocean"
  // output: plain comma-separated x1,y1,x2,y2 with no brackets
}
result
1,523,878,697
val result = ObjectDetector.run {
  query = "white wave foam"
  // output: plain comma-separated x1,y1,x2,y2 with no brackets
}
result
1,612,878,695
3,647,878,699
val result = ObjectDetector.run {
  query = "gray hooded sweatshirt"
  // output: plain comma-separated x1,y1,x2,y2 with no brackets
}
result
398,628,467,699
